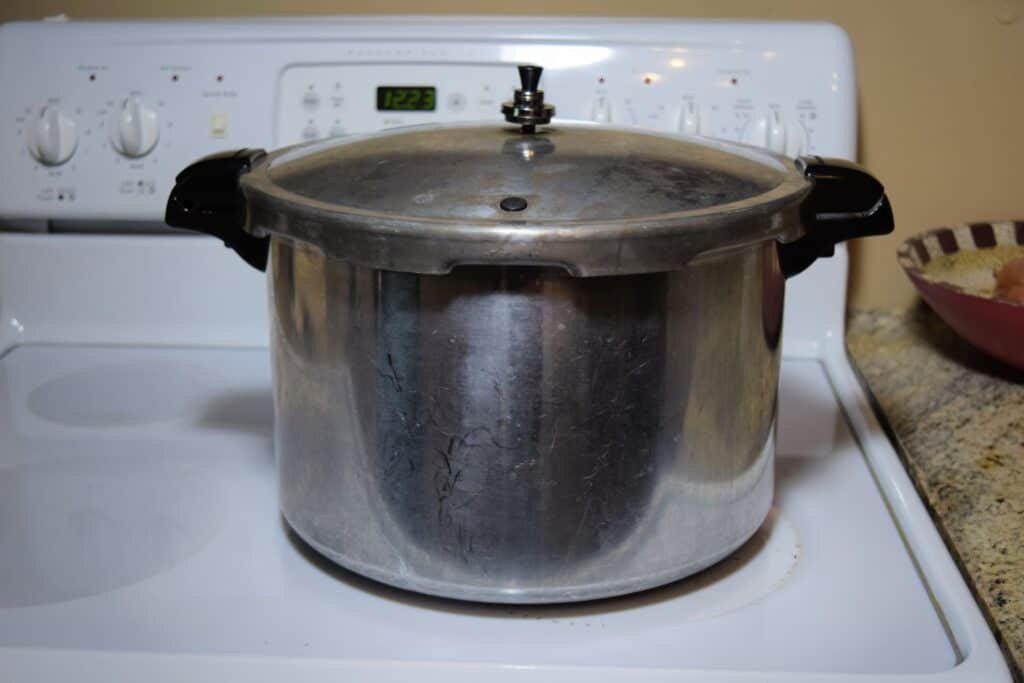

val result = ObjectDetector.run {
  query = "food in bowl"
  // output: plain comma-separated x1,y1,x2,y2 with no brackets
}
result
899,222,1024,371
994,256,1024,303
915,243,1024,300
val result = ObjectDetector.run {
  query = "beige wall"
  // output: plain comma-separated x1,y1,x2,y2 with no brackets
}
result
4,0,1023,309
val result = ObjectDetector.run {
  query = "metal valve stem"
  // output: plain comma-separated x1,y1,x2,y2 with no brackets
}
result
501,65,555,134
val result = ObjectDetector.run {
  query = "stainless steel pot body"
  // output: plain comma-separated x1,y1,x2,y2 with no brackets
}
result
165,119,892,603
270,235,785,603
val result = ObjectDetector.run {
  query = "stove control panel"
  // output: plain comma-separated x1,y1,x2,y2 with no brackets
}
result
274,60,828,153
0,19,854,224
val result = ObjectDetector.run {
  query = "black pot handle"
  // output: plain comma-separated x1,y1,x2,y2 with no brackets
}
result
777,156,894,278
165,148,270,271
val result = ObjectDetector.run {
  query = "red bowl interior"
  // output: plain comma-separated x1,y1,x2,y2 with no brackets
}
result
898,223,1024,371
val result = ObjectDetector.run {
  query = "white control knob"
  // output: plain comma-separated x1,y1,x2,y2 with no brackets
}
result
591,96,612,123
26,106,77,166
677,101,700,136
110,97,159,158
743,110,786,152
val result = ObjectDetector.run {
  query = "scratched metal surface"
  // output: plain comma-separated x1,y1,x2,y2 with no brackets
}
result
270,237,783,603
242,122,810,276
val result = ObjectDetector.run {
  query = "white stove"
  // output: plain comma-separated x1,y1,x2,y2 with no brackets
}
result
0,17,1010,681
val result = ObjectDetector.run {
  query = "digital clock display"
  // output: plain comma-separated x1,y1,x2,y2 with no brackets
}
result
376,86,437,111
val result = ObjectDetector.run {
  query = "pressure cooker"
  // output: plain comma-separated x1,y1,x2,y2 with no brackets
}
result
165,65,893,603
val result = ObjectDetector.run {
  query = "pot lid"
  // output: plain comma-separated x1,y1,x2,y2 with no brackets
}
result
240,66,812,276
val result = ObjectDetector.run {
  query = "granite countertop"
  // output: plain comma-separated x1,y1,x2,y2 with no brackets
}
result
847,305,1024,679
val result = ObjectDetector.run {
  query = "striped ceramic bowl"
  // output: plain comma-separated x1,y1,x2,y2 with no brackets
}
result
898,221,1024,370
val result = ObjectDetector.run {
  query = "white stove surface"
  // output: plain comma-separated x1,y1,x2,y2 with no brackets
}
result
0,342,952,674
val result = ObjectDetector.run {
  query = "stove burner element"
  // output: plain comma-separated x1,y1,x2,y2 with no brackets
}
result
662,508,799,620
503,508,800,621
27,361,214,428
0,454,225,607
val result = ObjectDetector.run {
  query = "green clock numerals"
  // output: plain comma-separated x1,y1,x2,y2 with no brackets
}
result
377,87,437,112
